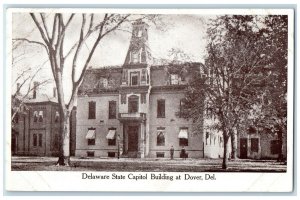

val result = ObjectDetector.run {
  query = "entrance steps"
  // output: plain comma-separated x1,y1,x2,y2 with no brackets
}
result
126,151,138,158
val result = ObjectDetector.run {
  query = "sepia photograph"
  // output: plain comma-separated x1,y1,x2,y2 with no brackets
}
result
5,7,294,192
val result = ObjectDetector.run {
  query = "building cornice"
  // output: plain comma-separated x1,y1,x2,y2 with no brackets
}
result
86,67,122,73
119,85,150,93
150,62,202,70
78,91,119,97
123,64,149,69
151,85,187,93
25,101,59,106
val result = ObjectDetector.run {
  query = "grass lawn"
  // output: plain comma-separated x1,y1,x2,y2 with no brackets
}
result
11,156,287,172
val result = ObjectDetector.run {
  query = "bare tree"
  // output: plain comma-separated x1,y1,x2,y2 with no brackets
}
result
11,42,51,123
23,13,133,166
13,11,164,166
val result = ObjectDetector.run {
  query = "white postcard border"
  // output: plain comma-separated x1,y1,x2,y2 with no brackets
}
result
5,8,295,192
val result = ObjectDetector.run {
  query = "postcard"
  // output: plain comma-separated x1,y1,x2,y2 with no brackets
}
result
5,7,294,192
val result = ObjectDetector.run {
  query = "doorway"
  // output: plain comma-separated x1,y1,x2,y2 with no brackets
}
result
127,126,139,157
31,132,45,156
240,138,248,159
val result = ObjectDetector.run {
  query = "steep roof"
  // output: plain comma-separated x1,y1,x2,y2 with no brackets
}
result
24,93,58,104
78,66,123,95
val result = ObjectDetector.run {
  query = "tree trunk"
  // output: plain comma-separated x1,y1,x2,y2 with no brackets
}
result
56,110,71,166
230,130,237,160
222,134,229,169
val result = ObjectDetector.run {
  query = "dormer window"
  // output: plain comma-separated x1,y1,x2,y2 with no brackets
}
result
170,74,179,85
99,78,108,88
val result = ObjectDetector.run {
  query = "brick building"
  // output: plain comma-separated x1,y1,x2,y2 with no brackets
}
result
11,85,76,156
75,20,214,159
237,127,287,160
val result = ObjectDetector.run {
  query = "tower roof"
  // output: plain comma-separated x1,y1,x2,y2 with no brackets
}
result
132,19,149,26
123,20,152,67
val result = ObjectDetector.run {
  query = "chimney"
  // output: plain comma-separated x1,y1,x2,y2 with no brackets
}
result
16,83,20,95
33,81,39,99
53,87,57,98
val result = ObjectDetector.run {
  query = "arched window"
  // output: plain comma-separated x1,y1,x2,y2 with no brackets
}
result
157,130,165,146
132,51,139,63
55,111,59,123
33,111,38,122
128,95,139,113
38,111,44,122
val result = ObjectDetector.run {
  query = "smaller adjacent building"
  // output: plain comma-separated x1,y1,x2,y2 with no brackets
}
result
237,128,287,160
11,84,76,156
202,114,228,159
203,128,225,159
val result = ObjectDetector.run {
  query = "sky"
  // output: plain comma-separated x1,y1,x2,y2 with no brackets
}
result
11,12,210,102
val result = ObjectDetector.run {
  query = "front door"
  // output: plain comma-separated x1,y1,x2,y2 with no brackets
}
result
240,138,248,159
127,126,139,155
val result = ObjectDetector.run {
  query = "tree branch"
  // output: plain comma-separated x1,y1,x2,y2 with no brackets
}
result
101,14,130,38
88,14,94,31
12,38,49,54
30,13,51,47
74,14,108,87
51,14,59,46
40,13,51,42
65,13,75,28
71,14,87,84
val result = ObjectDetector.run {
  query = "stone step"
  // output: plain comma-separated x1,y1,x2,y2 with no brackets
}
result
127,151,138,158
